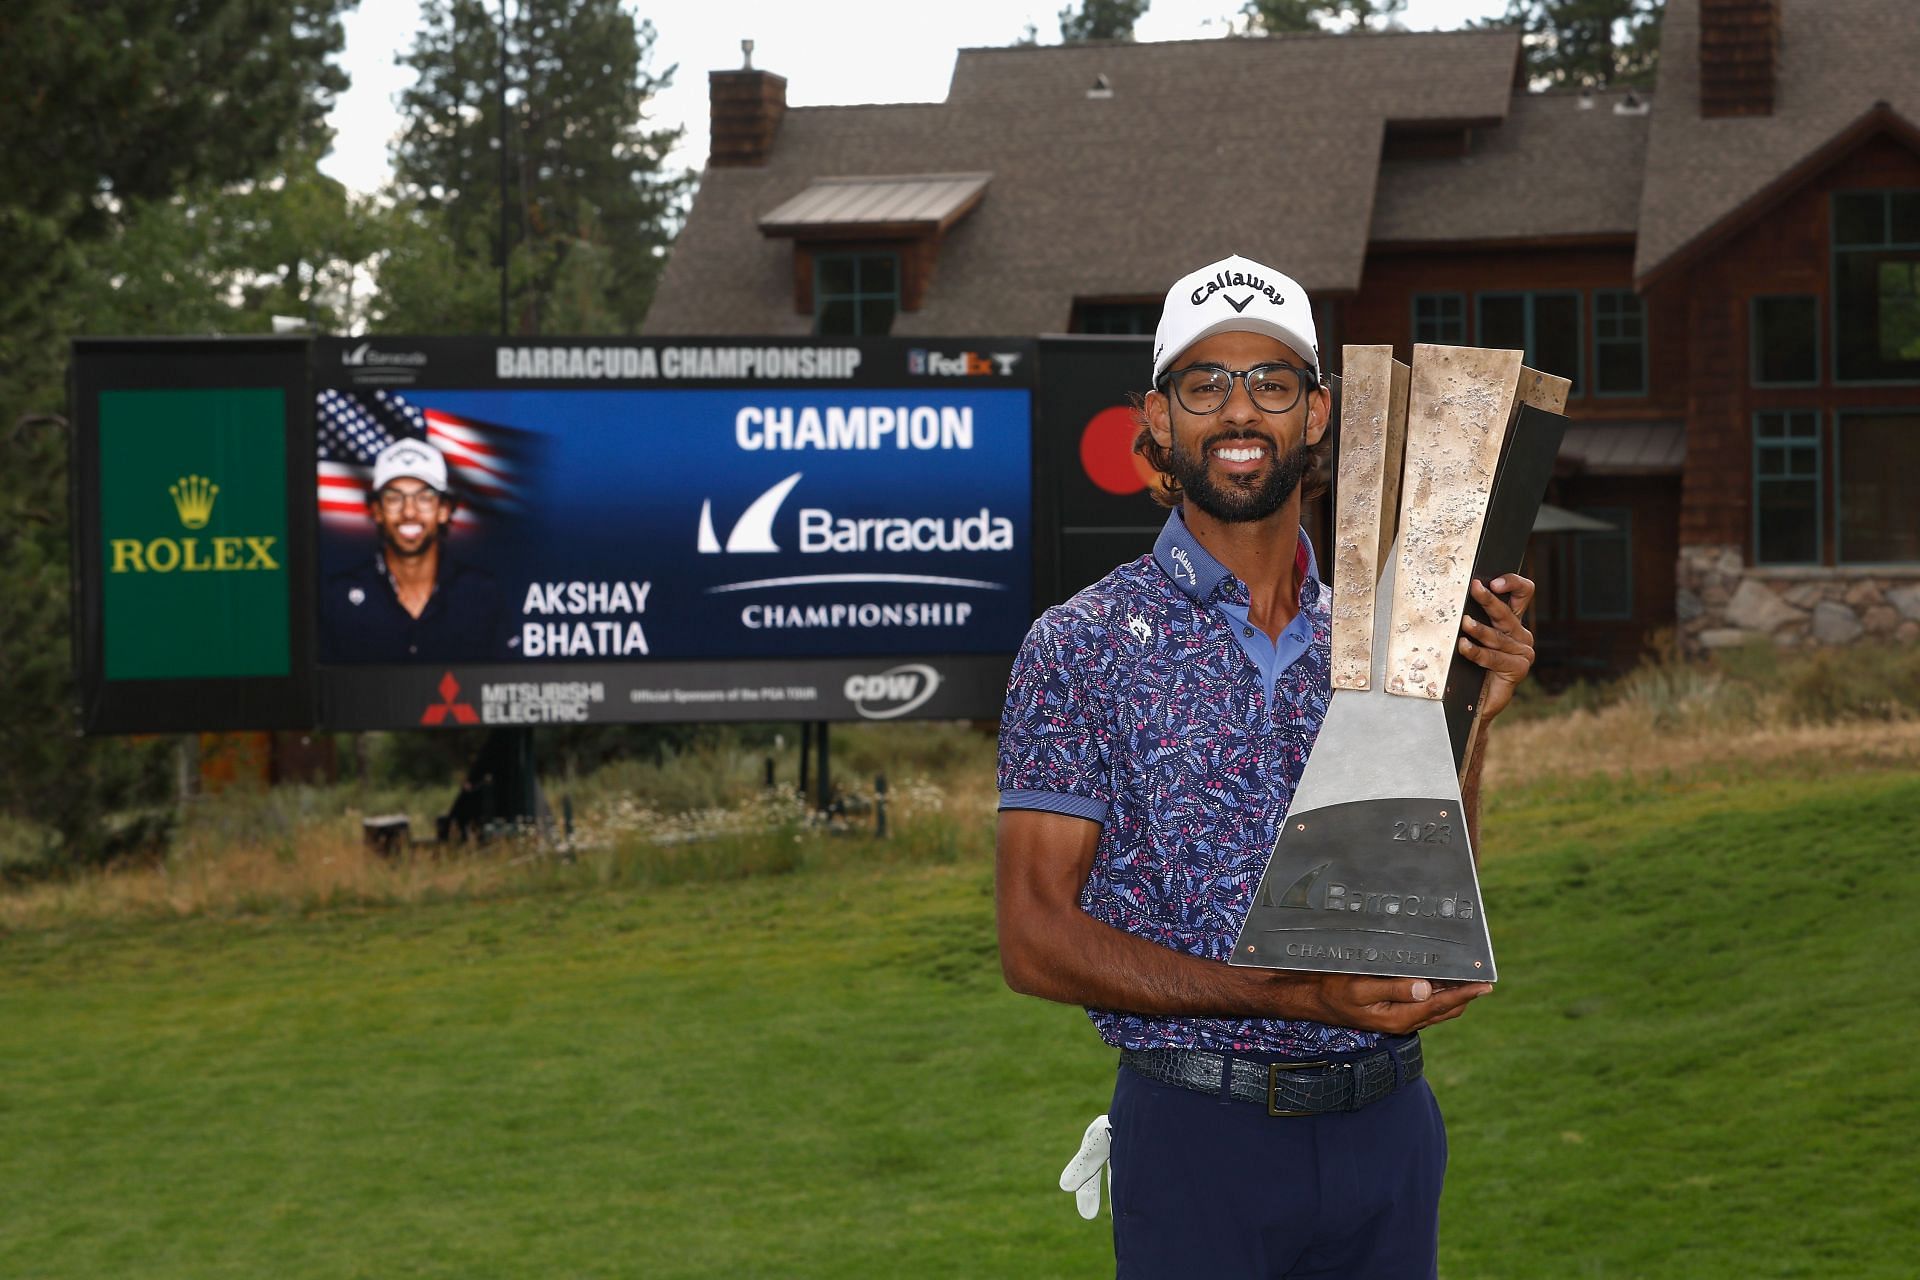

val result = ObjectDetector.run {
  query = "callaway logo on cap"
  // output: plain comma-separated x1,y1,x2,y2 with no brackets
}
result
371,438,450,494
1152,254,1321,384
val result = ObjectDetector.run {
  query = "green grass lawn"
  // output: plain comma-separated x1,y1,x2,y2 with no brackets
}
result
4,766,1917,1278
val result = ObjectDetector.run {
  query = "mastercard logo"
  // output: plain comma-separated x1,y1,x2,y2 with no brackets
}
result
1078,405,1159,495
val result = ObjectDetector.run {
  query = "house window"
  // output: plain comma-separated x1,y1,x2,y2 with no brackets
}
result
1477,291,1582,393
1836,409,1920,563
1412,293,1467,344
1593,290,1647,396
1751,295,1820,386
814,252,899,336
1572,507,1632,620
1075,301,1162,335
1832,190,1920,382
1753,410,1821,566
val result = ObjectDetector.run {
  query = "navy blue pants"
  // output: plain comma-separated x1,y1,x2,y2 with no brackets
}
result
1108,1051,1447,1279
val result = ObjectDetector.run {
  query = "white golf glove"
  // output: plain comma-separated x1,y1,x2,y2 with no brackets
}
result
1058,1114,1113,1220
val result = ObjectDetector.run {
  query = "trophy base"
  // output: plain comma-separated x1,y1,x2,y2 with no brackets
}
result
1231,796,1497,982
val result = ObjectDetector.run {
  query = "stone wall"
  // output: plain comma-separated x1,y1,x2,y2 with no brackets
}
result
1677,544,1920,651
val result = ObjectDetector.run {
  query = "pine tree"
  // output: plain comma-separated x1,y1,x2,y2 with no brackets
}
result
385,0,689,335
1241,0,1408,34
1058,0,1151,42
1486,0,1663,88
0,0,355,869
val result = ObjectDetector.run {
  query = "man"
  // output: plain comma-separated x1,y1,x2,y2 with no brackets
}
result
320,437,511,663
995,254,1536,1278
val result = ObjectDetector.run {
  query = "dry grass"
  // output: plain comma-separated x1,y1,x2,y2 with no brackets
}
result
0,756,994,933
8,676,1915,932
0,826,512,930
1487,701,1920,790
1484,636,1920,789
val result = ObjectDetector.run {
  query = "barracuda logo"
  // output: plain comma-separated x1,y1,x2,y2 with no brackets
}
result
698,473,801,553
1259,861,1474,921
341,342,428,368
798,508,1015,554
700,474,1015,556
1268,861,1328,910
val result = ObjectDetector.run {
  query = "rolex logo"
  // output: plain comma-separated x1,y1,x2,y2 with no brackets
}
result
169,475,219,529
109,474,278,575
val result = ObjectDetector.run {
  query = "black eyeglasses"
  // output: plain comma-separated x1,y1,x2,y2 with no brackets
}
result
1158,362,1314,416
377,487,446,513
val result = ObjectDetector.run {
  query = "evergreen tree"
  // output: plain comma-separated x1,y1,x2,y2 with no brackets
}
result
2,0,352,406
0,1,355,869
385,0,689,335
1058,0,1150,42
1241,0,1407,34
1485,0,1663,88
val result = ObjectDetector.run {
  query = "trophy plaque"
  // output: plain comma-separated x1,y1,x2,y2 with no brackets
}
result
1229,344,1569,982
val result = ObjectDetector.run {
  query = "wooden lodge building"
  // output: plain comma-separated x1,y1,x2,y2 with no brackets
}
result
646,0,1920,679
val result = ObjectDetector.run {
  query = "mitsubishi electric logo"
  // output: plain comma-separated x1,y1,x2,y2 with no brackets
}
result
844,664,942,719
420,672,480,726
698,473,802,553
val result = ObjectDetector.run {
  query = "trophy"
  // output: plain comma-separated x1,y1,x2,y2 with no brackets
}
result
1230,345,1569,982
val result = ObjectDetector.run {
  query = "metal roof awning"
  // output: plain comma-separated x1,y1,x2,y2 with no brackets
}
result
1533,503,1616,534
1560,420,1685,474
758,173,992,240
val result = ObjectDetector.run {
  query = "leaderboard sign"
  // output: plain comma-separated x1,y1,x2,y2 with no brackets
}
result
73,335,1039,731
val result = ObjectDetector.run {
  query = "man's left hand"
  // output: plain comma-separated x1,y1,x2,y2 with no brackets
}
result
1456,574,1536,721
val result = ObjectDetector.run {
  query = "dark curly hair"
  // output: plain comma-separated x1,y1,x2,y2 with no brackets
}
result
1128,384,1334,510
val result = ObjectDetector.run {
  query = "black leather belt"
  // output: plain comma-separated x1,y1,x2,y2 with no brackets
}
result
1120,1038,1422,1116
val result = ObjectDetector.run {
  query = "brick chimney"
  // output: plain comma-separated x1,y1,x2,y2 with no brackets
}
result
708,57,786,167
1698,0,1779,118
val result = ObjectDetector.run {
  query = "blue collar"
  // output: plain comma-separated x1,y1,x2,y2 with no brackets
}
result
1151,507,1322,606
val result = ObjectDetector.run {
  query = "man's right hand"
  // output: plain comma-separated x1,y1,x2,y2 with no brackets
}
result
1305,975,1492,1036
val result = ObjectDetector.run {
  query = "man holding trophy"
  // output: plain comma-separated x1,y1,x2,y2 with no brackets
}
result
996,254,1545,1277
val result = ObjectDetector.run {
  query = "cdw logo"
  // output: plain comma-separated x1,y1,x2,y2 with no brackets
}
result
843,664,941,720
698,473,800,553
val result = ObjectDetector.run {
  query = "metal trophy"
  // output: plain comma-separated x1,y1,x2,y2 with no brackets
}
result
1229,344,1569,982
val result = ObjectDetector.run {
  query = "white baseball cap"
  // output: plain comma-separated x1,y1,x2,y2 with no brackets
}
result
1151,254,1321,384
371,438,449,493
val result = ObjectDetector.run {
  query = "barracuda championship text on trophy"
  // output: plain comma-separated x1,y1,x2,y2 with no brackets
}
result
1230,345,1569,983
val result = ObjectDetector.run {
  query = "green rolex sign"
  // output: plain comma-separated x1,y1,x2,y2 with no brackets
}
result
99,388,290,680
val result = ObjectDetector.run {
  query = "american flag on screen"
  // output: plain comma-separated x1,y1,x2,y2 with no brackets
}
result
315,388,534,529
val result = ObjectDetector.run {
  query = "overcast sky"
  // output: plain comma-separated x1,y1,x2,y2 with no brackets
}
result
320,0,1513,195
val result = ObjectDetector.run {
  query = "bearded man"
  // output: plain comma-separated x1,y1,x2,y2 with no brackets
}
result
995,254,1538,1278
320,438,510,663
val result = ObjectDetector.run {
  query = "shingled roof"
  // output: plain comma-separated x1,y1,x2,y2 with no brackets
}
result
648,30,1523,337
1371,89,1649,244
1635,0,1920,283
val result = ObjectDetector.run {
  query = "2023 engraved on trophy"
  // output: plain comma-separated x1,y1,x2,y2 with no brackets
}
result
1230,344,1569,982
